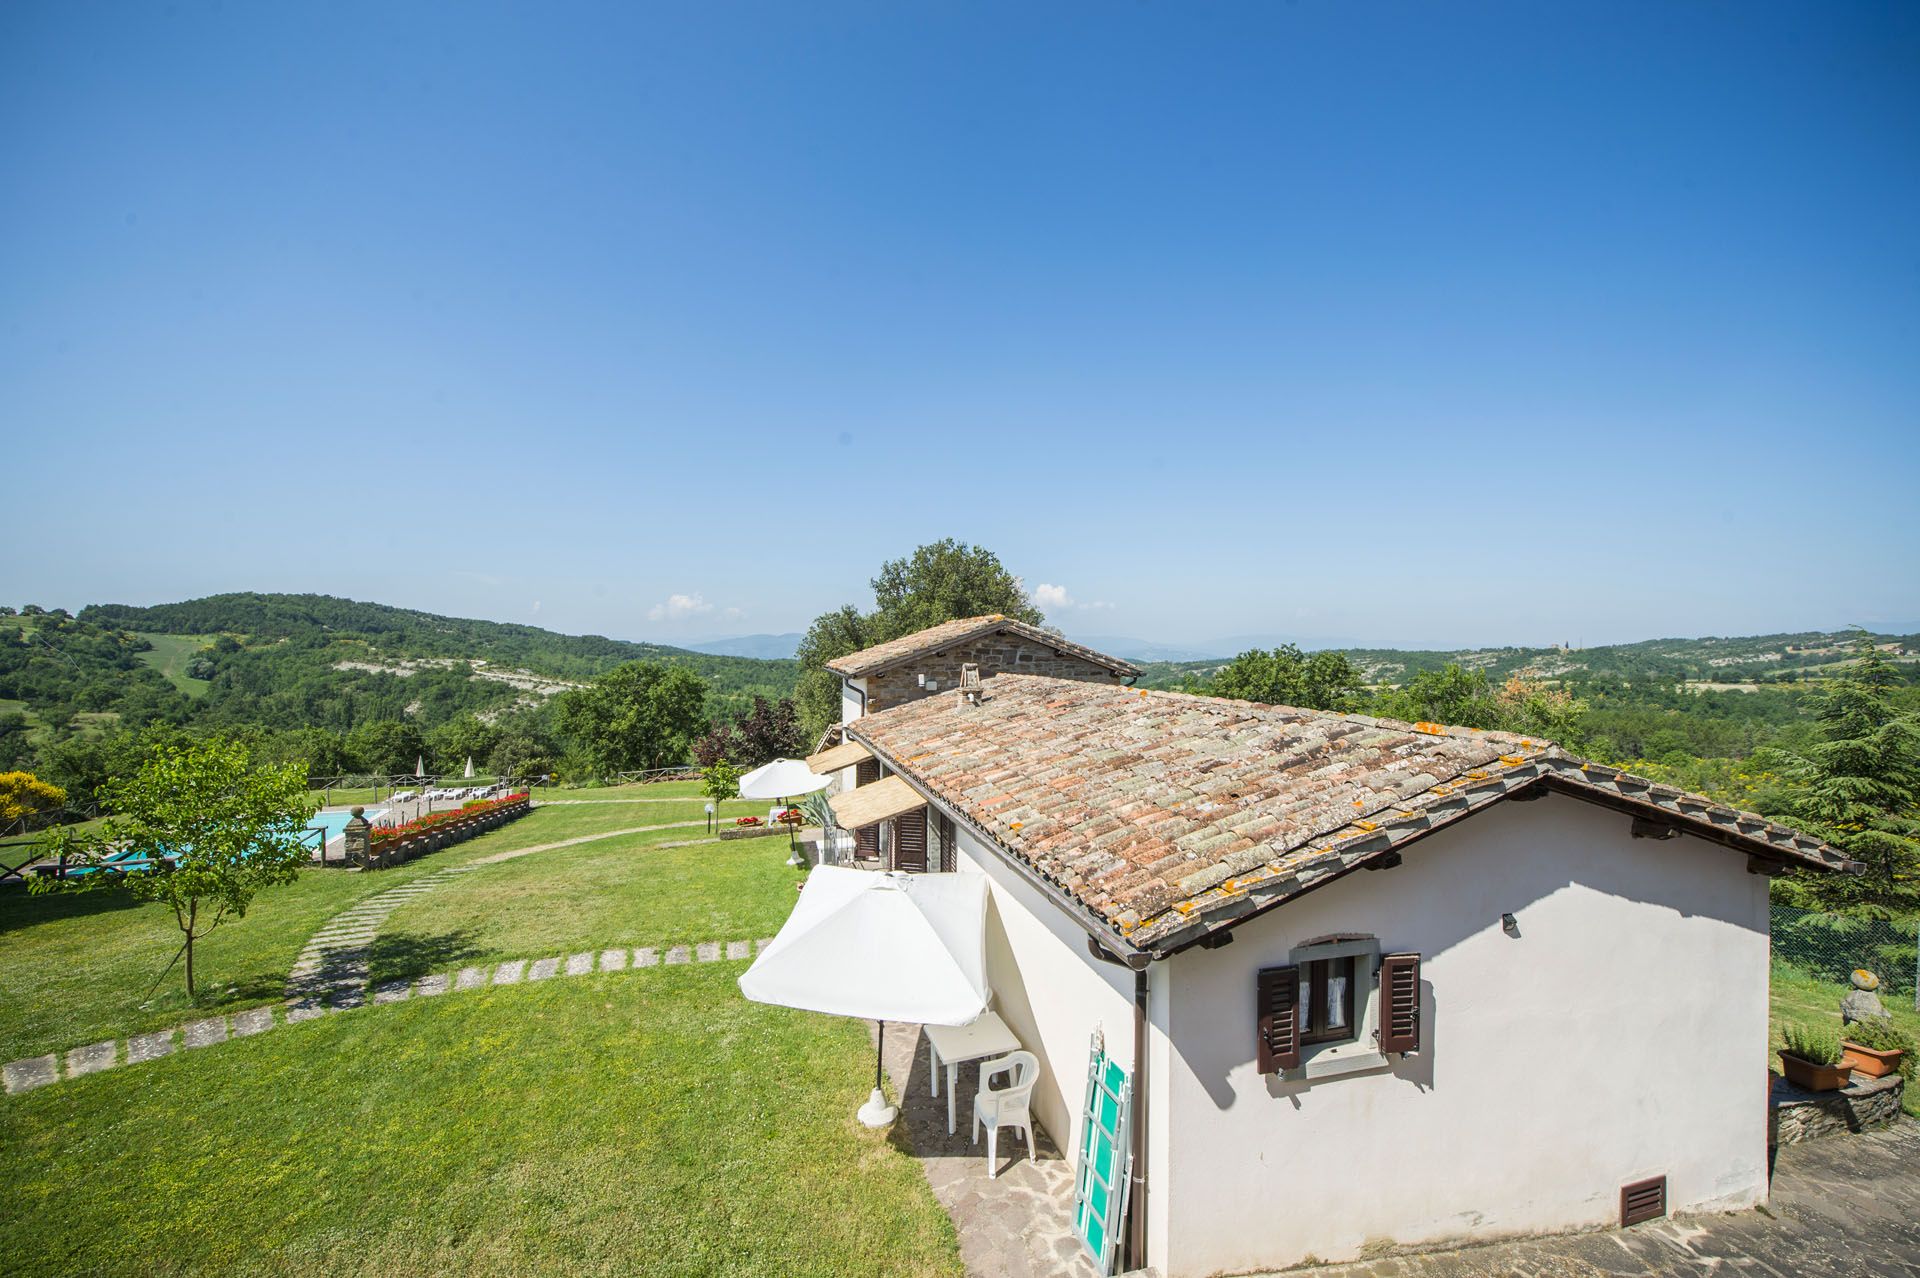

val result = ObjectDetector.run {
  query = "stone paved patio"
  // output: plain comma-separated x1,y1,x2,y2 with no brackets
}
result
880,1022,1099,1278
1249,1120,1920,1278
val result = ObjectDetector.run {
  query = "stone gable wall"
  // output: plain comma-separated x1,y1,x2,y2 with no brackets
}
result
863,633,1126,712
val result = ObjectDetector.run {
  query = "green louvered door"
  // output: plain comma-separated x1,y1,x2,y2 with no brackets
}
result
1073,1033,1133,1275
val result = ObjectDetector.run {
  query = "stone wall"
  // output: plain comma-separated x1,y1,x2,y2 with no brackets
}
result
1769,1071,1906,1145
864,632,1127,712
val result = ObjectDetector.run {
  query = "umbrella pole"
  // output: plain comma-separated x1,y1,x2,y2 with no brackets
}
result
857,1019,898,1128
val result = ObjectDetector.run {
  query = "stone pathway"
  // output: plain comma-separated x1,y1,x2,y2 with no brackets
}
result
285,863,480,1014
3,936,772,1097
283,819,713,1015
880,1021,1098,1278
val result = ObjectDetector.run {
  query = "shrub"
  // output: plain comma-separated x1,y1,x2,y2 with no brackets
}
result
1844,1018,1916,1082
1782,1022,1844,1065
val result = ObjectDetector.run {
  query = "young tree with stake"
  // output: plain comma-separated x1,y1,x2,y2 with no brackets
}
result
32,737,318,997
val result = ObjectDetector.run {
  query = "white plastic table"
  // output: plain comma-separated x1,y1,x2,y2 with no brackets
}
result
924,1011,1024,1135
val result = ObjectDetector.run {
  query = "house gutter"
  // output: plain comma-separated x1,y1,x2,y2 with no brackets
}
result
847,725,1155,1271
1086,937,1153,1272
846,728,1152,969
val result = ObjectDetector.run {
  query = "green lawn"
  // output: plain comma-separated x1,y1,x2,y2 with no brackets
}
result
133,632,212,698
0,796,762,1063
1770,961,1919,1116
0,966,961,1278
0,852,455,1062
369,825,805,985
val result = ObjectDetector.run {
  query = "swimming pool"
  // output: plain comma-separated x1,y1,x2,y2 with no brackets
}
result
307,809,387,846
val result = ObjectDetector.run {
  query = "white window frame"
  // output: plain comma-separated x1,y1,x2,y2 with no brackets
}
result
1287,936,1390,1081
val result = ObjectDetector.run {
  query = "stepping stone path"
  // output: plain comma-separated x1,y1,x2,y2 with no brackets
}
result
233,1007,274,1037
284,863,481,1013
7,819,757,1098
4,936,773,1097
183,1018,228,1049
128,1030,176,1064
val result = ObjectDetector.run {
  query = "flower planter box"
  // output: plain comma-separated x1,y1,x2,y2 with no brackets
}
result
1840,1042,1906,1079
1779,1050,1853,1092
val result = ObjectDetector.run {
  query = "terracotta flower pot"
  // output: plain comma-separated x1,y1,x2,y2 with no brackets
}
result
1840,1042,1906,1079
1779,1050,1854,1092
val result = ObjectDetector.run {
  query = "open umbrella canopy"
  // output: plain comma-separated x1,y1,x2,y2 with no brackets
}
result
738,758,834,802
740,866,989,1026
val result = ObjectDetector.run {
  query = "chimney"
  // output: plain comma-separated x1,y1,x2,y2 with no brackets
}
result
959,663,984,706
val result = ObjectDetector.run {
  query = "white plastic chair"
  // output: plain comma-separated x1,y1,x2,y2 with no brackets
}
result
970,1050,1039,1178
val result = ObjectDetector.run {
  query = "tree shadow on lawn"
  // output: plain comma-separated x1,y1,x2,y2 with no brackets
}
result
0,880,147,935
368,928,487,983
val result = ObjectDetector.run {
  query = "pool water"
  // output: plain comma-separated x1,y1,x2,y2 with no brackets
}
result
308,809,387,845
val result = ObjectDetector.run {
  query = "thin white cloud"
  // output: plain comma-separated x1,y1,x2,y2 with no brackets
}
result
1035,583,1113,612
648,592,715,623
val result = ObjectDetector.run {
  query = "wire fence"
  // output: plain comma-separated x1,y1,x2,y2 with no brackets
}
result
1771,903,1919,1006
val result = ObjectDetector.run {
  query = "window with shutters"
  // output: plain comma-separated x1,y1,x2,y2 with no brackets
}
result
892,809,928,873
1257,937,1420,1081
935,812,956,873
853,759,881,861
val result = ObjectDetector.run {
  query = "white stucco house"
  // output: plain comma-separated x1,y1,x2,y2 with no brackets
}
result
805,622,1854,1277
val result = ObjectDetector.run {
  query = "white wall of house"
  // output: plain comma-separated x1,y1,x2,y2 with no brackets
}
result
1155,794,1771,1276
839,676,867,727
948,820,1142,1170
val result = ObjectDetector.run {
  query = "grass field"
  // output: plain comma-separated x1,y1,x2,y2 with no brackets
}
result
369,826,804,984
0,966,962,1278
133,632,212,698
1769,961,1919,1116
0,796,761,1062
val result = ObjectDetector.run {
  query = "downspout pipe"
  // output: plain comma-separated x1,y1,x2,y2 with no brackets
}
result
1087,937,1151,1272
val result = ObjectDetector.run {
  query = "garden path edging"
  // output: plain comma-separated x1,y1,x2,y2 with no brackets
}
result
3,936,771,1097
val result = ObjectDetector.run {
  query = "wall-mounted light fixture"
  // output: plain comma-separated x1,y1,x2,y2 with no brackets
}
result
1501,912,1521,938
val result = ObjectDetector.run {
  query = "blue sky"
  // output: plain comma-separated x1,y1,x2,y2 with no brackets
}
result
3,2,1916,650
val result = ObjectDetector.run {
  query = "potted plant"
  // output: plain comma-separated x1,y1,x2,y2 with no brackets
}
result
1840,1019,1913,1080
1779,1023,1852,1091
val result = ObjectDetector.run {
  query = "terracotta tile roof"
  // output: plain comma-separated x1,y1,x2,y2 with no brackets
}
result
846,675,1855,953
824,615,1139,680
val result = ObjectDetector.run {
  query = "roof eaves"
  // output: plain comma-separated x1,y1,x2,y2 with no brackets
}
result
844,720,1152,966
826,617,1141,680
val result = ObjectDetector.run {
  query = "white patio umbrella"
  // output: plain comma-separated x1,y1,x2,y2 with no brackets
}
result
740,866,989,1126
464,756,475,779
737,758,833,863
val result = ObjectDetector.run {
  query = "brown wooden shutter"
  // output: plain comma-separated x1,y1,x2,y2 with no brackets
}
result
936,812,956,873
893,809,928,872
1379,952,1421,1053
1256,965,1301,1073
854,759,880,859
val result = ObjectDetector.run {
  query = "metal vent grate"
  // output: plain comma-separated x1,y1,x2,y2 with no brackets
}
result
1620,1175,1666,1227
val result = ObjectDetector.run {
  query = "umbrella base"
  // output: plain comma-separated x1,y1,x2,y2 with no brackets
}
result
857,1088,897,1127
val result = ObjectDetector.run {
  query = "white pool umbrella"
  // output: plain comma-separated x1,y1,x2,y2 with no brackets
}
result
740,866,989,1126
464,756,475,779
737,758,832,801
738,758,834,863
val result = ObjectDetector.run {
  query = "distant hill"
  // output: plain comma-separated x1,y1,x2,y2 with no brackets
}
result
34,594,802,741
680,633,803,660
1074,635,1226,663
81,593,797,686
1132,629,1918,690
